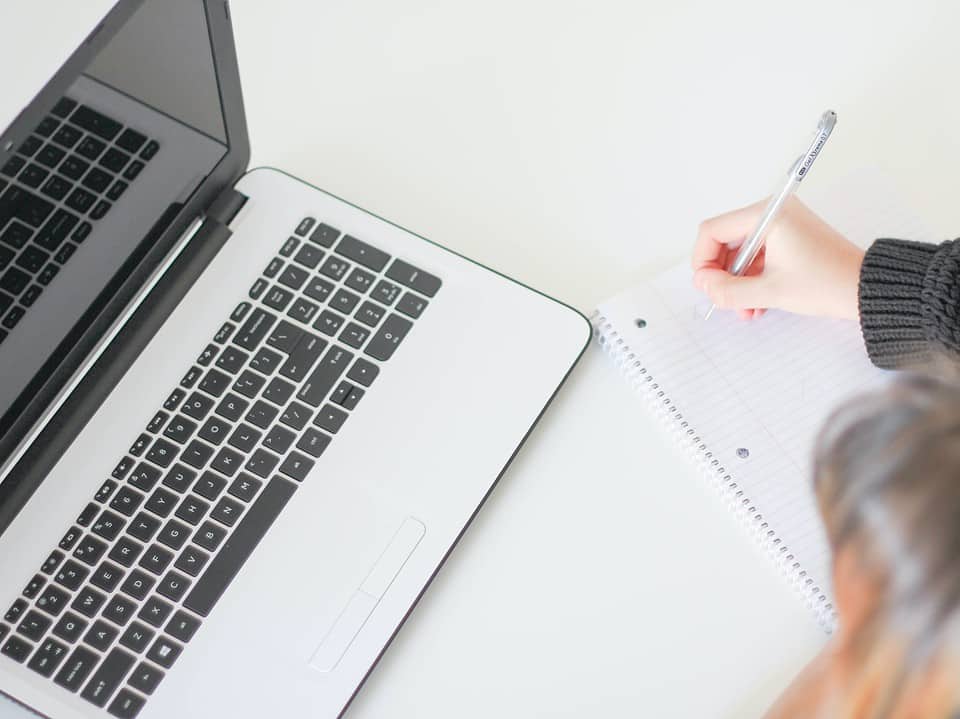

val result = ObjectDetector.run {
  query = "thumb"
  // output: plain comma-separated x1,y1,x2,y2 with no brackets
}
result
694,267,773,310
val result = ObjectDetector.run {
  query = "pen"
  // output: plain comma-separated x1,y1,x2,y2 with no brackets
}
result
704,109,837,320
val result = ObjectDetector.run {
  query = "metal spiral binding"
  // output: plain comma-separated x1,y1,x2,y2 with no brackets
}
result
592,311,837,633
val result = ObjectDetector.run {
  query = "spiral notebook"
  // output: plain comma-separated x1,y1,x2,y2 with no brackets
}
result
593,171,934,631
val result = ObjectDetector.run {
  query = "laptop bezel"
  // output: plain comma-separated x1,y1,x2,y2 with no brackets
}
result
0,0,250,523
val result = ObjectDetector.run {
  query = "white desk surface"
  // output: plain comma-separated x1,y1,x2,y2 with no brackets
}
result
6,1,960,717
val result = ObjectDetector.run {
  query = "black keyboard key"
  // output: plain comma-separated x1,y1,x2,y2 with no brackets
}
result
5,599,28,623
110,486,145,517
73,535,109,566
90,562,125,594
347,357,380,387
140,139,160,160
244,448,279,479
72,219,91,242
193,471,227,501
54,645,99,690
181,439,214,469
279,451,314,482
315,404,348,434
119,621,154,653
279,401,312,431
215,392,249,421
35,207,79,250
72,105,122,140
27,637,69,678
41,550,65,575
385,258,442,297
90,200,111,220
0,291,12,315
66,187,96,213
129,661,164,695
109,536,144,568
175,495,209,526
145,437,177,468
263,284,294,311
41,174,71,201
266,319,302,354
264,257,284,278
107,179,128,201
248,277,267,300
2,306,25,330
156,571,191,603
18,163,48,189
146,635,182,669
232,369,265,398
193,522,227,554
23,573,46,599
174,545,210,577
20,284,42,306
230,301,251,322
127,513,161,543
338,382,364,410
71,587,107,618
234,307,276,351
262,424,295,454
1,635,32,663
128,463,162,493
109,688,146,718
59,154,89,180
210,496,244,526
163,415,198,445
356,300,387,327
36,143,67,167
81,647,136,707
293,242,324,269
318,255,350,281
296,427,331,458
372,279,401,305
335,234,390,272
75,135,106,160
54,241,77,265
116,128,147,153
162,464,197,494
120,571,155,602
82,166,112,193
340,322,370,349
263,377,296,406
103,595,137,627
298,345,353,407
138,597,173,628
100,147,130,173
165,611,200,645
54,559,90,591
52,98,78,118
18,136,43,157
53,612,88,643
37,583,70,617
213,322,235,343
52,124,82,149
59,525,82,550
312,310,344,337
215,345,248,373
17,610,52,642
366,313,413,361
295,216,316,236
309,222,340,248
84,619,119,651
184,476,296,616
277,263,308,290
129,434,150,457
92,510,126,541
344,267,374,294
1,155,25,177
157,519,191,551
287,296,319,325
150,410,171,433
15,244,49,273
0,267,30,295
304,276,334,304
182,391,215,421
330,288,360,315
228,473,262,503
279,236,299,257
37,116,60,137
1,221,31,249
248,347,283,375
228,423,262,452
144,487,178,518
199,368,231,397
1,184,54,227
210,444,243,476
139,544,174,576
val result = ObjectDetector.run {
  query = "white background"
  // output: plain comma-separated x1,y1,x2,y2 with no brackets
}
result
5,1,960,717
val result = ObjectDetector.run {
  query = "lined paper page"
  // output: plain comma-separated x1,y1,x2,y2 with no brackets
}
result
597,169,934,622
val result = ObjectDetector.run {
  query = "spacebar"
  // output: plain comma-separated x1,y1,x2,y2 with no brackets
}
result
183,476,297,617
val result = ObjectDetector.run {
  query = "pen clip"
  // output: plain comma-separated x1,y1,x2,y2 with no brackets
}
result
792,110,836,182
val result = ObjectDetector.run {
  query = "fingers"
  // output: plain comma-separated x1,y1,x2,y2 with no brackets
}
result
692,199,767,271
694,267,774,311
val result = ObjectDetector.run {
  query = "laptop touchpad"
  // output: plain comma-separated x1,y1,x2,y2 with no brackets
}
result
308,517,425,672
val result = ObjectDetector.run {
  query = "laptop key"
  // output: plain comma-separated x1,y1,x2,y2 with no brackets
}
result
347,357,379,387
296,428,331,458
314,404,348,434
266,319,302,353
27,638,69,678
66,187,96,213
146,635,182,669
129,661,164,695
396,292,428,319
279,401,311,431
54,645,98,690
174,546,209,577
193,521,227,552
229,423,262,451
244,449,279,479
71,105,123,141
100,147,130,173
37,116,60,137
175,495,209,526
340,323,370,349
53,612,88,643
385,258,442,297
17,610,51,642
84,620,118,652
41,550,65,575
263,285,294,311
59,155,89,180
319,255,350,281
109,536,144,568
1,221,31,249
121,571,155,603
90,563,125,594
365,313,413,361
234,307,276,350
335,235,390,272
215,393,249,422
59,526,82,551
232,369,265,398
1,635,32,663
140,139,160,160
116,128,147,153
139,545,174,576
81,647,135,707
184,475,295,616
297,345,353,407
181,392,214,421
330,288,360,315
138,597,173,628
279,452,314,482
75,136,106,160
119,621,154,653
110,486,145,517
262,425,295,453
109,688,146,719
22,574,45,599
5,599,28,623
313,309,345,337
157,519,191,551
372,279,401,305
303,276,334,303
181,440,214,469
309,223,340,248
127,513,161,543
103,595,137,627
248,348,283,375
92,510,125,541
193,471,226,501
210,496,243,527
71,587,107,618
227,473,262,503
287,297,319,325
144,487,178,518
156,571,191,603
295,216,316,236
277,263,308,290
73,535,108,566
293,242,324,269
52,125,82,149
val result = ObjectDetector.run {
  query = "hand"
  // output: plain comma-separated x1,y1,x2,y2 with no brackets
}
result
692,197,865,321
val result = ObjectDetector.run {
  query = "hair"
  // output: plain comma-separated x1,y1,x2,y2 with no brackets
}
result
813,361,960,718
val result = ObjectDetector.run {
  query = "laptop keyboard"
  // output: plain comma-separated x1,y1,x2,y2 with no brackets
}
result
0,96,160,343
0,218,440,717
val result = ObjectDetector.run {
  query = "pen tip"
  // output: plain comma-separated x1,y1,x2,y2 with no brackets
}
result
703,305,716,321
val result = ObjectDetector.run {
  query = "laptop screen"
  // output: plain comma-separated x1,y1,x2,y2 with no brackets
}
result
0,0,230,453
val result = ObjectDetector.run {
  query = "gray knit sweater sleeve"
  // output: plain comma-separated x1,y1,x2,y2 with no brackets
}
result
858,238,960,369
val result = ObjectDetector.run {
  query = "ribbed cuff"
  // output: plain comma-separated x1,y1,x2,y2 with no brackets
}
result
858,239,940,369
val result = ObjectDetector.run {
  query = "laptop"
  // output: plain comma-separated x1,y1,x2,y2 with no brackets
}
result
0,1,589,716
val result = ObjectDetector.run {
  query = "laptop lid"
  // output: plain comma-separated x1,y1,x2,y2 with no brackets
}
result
0,0,249,486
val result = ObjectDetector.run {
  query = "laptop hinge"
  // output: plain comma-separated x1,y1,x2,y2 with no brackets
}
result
207,186,248,227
